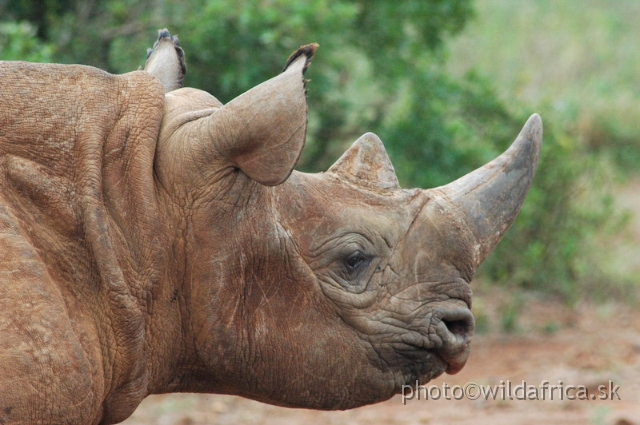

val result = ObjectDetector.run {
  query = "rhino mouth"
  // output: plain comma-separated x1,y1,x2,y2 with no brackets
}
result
435,306,474,373
432,307,474,373
390,305,474,383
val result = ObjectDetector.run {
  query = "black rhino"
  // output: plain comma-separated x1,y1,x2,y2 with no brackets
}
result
0,30,541,424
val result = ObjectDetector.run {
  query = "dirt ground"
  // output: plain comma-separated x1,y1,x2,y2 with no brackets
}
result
122,289,640,425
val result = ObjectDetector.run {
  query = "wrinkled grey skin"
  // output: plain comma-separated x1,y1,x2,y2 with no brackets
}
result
0,30,541,424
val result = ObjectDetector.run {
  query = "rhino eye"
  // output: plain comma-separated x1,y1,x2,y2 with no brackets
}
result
345,252,365,269
343,251,371,278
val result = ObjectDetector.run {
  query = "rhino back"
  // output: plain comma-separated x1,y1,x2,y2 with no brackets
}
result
0,61,168,291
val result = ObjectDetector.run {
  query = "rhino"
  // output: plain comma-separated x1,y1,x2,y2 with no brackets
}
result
0,30,541,424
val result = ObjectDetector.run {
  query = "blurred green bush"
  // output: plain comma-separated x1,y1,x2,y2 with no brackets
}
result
0,21,53,62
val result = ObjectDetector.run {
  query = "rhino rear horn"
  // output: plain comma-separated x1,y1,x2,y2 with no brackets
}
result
206,44,318,186
437,114,542,266
328,132,400,190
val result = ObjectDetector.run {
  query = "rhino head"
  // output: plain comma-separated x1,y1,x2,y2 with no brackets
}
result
149,42,542,408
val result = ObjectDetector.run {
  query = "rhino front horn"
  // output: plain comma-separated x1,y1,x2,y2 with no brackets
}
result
437,113,542,266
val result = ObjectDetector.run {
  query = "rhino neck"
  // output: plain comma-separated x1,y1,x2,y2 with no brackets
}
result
74,73,177,420
158,172,398,407
151,171,295,394
0,65,183,422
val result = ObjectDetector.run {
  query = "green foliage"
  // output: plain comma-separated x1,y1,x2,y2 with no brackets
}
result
164,0,474,170
381,70,512,188
499,296,522,333
542,322,560,335
444,0,639,301
481,110,622,302
471,298,490,334
446,0,640,174
0,0,73,39
0,21,54,62
0,0,631,302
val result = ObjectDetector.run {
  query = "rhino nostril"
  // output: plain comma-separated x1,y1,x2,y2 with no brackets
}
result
443,318,473,341
439,308,474,344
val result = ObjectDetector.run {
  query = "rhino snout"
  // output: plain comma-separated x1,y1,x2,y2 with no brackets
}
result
433,306,474,374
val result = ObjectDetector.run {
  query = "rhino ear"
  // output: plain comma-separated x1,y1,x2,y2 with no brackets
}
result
144,29,186,93
207,44,318,186
328,132,400,190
